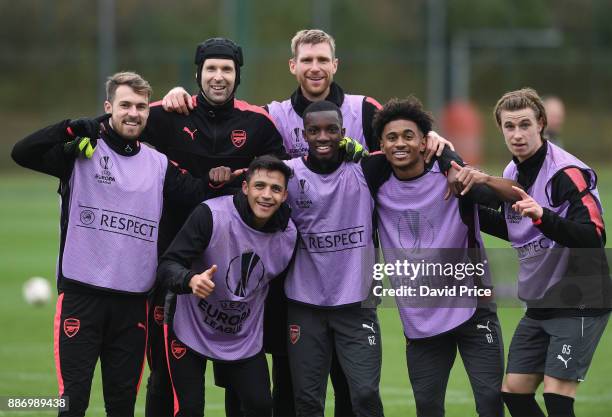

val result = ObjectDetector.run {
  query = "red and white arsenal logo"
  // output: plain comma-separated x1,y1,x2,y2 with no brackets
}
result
171,340,187,360
289,324,300,344
63,318,80,338
154,306,164,326
231,130,247,148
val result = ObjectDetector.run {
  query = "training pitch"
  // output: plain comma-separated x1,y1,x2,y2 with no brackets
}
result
1,170,610,416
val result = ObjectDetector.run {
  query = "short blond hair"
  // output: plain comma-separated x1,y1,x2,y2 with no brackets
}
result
494,88,547,134
106,71,152,102
291,29,336,58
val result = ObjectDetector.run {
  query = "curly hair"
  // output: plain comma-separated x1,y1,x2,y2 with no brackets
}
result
372,96,433,141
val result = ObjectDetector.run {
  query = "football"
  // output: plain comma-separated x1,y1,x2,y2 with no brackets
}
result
22,276,52,306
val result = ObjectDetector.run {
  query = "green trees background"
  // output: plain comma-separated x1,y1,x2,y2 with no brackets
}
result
2,0,611,168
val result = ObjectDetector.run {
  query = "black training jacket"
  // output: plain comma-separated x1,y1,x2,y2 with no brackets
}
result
143,93,287,253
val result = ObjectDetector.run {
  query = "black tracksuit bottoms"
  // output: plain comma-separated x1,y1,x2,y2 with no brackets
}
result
54,290,148,417
287,302,384,417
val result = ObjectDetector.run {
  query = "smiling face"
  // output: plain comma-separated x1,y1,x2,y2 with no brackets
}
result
290,42,338,102
242,169,288,229
302,110,345,161
380,119,427,179
104,85,149,140
200,58,236,105
499,108,544,162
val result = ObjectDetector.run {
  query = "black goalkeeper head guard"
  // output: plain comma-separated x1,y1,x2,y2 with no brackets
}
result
194,37,244,97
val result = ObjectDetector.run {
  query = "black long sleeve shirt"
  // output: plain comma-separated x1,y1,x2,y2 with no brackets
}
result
479,142,605,247
144,94,287,180
477,141,610,318
157,192,296,294
143,94,287,253
11,119,213,294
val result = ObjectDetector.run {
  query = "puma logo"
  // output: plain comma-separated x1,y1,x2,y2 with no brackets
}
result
362,323,375,333
557,355,572,369
183,126,197,140
476,321,491,332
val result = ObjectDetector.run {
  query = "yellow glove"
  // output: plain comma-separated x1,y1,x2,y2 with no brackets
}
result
64,136,96,159
339,136,369,162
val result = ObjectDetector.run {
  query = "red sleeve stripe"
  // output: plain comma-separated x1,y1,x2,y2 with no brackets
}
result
564,167,588,192
169,159,188,175
582,193,604,236
234,99,278,127
564,168,604,236
366,96,382,109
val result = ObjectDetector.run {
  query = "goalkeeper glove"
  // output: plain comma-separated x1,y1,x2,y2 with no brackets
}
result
64,114,110,159
339,136,369,162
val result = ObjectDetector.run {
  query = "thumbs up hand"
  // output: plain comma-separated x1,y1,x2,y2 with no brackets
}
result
188,264,217,298
511,186,543,221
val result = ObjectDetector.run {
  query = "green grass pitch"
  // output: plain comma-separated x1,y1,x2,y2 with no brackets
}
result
1,168,610,416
